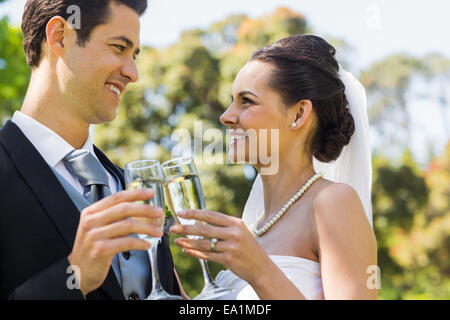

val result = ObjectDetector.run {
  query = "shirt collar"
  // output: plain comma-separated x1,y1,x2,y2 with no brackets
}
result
11,111,96,168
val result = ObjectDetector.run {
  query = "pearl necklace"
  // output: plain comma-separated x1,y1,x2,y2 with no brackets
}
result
253,172,323,237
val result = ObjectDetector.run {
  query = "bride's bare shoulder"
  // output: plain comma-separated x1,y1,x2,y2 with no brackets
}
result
312,181,369,228
314,181,360,204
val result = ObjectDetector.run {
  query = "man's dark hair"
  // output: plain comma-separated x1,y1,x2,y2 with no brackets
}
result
22,0,148,68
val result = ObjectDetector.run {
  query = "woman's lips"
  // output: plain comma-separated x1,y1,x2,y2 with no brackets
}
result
229,134,248,145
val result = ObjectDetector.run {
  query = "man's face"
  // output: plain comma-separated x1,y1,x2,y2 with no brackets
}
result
61,2,141,124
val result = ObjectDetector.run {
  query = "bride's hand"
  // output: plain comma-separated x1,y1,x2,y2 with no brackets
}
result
169,209,271,284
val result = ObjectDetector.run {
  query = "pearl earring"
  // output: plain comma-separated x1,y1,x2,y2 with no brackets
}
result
291,122,297,129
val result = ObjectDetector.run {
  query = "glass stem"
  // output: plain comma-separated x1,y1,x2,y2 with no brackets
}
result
199,258,215,286
148,238,163,292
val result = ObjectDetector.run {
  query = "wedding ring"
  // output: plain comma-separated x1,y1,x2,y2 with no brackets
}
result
210,238,218,252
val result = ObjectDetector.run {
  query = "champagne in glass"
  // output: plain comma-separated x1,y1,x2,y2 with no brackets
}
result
124,160,182,300
165,174,205,226
126,178,164,238
162,157,233,300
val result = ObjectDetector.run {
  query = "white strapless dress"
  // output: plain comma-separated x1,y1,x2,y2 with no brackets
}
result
215,255,324,300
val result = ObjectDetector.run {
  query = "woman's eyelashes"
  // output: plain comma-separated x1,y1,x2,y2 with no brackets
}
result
230,95,255,108
241,97,255,107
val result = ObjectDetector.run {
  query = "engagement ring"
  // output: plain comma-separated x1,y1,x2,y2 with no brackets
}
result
210,238,218,252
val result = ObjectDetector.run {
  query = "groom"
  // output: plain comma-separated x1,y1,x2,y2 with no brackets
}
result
0,0,180,299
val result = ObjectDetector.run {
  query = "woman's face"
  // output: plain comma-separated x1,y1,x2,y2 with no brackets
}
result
220,60,298,167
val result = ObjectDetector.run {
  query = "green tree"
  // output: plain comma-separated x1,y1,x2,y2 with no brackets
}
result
421,54,450,138
360,55,423,146
0,16,30,122
360,53,450,154
372,145,450,299
371,150,428,299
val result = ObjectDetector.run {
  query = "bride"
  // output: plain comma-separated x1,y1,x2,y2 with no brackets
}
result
170,34,377,300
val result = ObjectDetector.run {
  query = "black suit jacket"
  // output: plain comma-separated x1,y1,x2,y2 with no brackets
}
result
0,120,180,299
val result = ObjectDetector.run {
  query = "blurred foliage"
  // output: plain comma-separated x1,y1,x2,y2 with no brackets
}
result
0,5,448,299
0,16,30,122
360,53,450,152
372,144,450,299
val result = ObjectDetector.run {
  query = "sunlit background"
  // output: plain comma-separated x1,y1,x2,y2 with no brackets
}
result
1,0,449,299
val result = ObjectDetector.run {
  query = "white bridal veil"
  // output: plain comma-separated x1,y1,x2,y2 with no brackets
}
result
242,66,373,229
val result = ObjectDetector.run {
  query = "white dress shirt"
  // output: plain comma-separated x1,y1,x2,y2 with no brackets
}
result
11,111,118,195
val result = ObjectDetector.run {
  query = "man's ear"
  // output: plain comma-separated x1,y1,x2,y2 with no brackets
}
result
290,99,313,130
45,16,69,60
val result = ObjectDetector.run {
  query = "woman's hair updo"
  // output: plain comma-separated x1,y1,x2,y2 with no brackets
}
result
250,34,355,163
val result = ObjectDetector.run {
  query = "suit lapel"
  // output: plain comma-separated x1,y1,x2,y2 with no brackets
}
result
0,121,80,248
0,121,124,300
94,146,125,188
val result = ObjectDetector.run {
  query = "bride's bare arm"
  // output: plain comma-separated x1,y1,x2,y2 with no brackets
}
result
169,209,309,300
169,183,377,300
312,183,378,299
226,181,378,300
254,183,378,300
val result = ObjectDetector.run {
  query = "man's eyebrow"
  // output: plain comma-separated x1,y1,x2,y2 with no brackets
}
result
109,36,140,55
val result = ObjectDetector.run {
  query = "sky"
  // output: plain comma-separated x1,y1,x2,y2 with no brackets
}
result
1,0,449,71
1,0,449,165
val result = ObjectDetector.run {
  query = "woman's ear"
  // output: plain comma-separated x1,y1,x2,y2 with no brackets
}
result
290,100,313,130
45,16,69,60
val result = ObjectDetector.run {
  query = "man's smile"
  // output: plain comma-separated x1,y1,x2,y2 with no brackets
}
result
105,81,125,100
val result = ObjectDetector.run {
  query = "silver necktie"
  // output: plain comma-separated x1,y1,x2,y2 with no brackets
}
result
63,149,112,203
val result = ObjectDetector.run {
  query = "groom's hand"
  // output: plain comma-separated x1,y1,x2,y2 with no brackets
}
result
68,188,164,296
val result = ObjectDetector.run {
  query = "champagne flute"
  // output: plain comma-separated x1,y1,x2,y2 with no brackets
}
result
161,157,233,300
124,159,183,300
